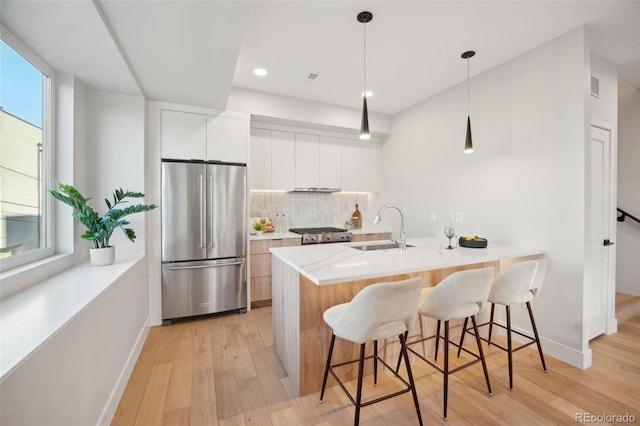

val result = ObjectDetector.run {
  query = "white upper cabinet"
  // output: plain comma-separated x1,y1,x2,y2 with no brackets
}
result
249,129,379,192
249,128,271,190
359,141,380,192
295,133,320,188
340,138,380,192
319,136,342,190
207,115,247,163
271,131,295,190
340,138,360,192
161,110,206,160
161,108,248,163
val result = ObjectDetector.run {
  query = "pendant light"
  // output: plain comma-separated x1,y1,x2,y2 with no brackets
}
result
358,11,372,140
462,50,475,153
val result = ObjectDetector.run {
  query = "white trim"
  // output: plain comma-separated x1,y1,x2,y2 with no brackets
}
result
589,119,618,340
492,320,593,369
98,316,150,426
0,24,56,272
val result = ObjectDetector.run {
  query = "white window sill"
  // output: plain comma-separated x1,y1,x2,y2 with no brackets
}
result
0,256,144,380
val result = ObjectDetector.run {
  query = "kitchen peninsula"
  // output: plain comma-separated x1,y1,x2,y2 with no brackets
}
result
270,236,543,396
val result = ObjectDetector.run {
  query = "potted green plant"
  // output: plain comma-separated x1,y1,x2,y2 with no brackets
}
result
49,183,157,266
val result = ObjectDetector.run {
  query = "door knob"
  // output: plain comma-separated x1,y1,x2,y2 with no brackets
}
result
603,239,615,246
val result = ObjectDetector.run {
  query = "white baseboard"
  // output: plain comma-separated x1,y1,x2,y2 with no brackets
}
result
97,316,150,426
491,321,592,369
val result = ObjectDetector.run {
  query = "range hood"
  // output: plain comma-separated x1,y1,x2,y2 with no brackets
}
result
290,187,341,193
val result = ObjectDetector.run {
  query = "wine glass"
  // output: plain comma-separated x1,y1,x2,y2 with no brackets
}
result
443,223,456,250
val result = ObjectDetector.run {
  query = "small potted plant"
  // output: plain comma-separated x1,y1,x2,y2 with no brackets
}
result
49,183,157,266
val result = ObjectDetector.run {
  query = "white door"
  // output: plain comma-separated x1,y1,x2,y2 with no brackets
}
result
587,125,615,340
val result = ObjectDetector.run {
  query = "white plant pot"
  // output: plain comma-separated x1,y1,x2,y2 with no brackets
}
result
90,246,115,266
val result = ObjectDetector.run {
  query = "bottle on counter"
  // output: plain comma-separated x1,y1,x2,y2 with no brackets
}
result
282,212,287,232
352,203,362,229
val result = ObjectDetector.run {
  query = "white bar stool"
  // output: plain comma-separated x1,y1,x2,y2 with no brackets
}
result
319,277,424,426
399,267,494,420
458,259,548,390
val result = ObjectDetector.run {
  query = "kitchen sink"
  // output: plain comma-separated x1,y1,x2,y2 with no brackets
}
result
351,243,414,251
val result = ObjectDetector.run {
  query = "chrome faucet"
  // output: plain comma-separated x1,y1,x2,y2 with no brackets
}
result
374,204,406,251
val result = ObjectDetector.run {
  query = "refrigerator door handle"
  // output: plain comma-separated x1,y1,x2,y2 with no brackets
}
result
199,174,205,248
166,261,244,271
209,174,214,248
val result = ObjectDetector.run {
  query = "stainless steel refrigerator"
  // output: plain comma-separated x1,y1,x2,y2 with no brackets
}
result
161,160,247,323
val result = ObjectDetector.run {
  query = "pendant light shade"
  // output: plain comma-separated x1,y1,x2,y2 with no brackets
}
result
361,96,370,138
358,11,373,140
462,50,475,153
464,116,473,153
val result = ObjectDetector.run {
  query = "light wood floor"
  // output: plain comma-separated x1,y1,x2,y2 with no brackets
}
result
112,307,640,425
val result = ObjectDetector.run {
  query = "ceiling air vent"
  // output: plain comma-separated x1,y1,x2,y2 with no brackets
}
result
591,76,600,98
307,73,318,80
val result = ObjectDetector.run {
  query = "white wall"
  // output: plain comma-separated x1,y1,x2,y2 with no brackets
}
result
227,87,392,138
381,28,589,365
1,83,151,425
616,81,640,296
87,91,149,259
0,259,149,426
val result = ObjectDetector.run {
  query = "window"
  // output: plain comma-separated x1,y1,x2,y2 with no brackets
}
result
1,29,53,269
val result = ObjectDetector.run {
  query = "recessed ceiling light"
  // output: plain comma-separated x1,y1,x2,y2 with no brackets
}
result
253,68,268,77
361,91,373,98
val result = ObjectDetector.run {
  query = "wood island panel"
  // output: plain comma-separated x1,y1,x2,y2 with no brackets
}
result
273,256,499,396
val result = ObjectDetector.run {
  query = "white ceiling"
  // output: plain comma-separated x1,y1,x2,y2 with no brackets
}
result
1,1,639,116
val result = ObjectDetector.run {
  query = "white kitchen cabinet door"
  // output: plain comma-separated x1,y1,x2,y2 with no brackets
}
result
295,133,320,188
319,136,342,189
340,138,360,192
359,141,380,192
271,131,295,190
249,128,271,190
206,115,248,163
161,110,206,160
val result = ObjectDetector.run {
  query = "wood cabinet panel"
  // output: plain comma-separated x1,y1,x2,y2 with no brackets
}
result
249,238,301,303
251,276,272,303
351,232,392,242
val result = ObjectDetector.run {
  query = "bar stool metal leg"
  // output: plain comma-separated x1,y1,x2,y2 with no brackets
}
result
527,301,548,372
488,303,495,346
373,340,378,386
506,305,513,391
471,315,492,395
354,343,366,426
319,333,336,403
434,320,442,361
457,317,469,357
443,320,450,420
400,333,424,426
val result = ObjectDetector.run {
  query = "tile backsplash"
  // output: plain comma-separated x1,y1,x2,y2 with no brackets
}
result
250,192,380,230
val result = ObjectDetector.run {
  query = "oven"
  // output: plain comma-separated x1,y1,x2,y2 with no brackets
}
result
289,227,353,245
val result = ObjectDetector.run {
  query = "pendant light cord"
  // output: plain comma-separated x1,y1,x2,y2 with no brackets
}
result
363,20,367,96
467,58,470,116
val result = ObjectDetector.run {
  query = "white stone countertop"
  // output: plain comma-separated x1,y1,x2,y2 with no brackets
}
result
249,226,393,241
270,236,543,285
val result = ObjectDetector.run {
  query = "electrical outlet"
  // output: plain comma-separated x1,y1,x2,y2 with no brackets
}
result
456,212,464,223
430,211,437,222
